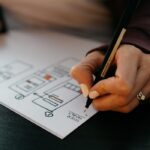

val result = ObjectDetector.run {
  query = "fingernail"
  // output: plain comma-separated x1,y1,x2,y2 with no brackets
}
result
89,91,100,99
80,84,89,97
69,66,75,76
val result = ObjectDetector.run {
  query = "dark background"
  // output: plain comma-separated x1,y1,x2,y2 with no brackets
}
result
0,6,7,33
0,104,150,150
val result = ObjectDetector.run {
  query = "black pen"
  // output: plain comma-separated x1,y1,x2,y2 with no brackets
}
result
85,0,141,110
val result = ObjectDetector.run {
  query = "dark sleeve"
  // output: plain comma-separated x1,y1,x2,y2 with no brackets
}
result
87,0,150,55
122,0,150,53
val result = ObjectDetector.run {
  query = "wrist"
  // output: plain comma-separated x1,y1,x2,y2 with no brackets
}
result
86,45,108,56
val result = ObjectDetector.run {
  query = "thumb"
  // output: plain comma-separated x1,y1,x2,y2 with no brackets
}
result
70,51,104,97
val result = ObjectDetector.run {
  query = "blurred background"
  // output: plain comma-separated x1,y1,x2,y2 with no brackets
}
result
0,0,113,41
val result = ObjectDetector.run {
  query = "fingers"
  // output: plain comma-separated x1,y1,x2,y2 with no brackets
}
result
111,98,139,113
92,78,150,113
89,57,150,99
70,51,104,97
139,80,150,100
92,94,129,111
92,93,139,113
127,65,150,101
89,77,130,99
90,46,150,113
92,64,150,112
89,45,141,99
111,79,150,113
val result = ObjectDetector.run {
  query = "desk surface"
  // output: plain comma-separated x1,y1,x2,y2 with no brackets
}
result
0,30,150,150
0,104,150,150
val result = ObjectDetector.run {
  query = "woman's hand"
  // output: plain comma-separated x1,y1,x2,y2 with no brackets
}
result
70,44,150,113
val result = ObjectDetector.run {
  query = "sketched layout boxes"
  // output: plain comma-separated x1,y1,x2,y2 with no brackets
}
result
9,58,78,100
0,60,32,83
33,80,81,117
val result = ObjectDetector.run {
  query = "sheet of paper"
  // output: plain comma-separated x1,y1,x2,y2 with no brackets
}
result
0,30,101,139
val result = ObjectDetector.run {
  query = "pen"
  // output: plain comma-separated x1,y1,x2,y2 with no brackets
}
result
85,0,141,110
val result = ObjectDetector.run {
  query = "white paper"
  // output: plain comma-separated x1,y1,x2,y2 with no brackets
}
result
0,30,101,139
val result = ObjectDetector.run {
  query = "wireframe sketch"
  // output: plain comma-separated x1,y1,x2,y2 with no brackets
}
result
9,58,79,100
0,60,32,83
33,79,81,117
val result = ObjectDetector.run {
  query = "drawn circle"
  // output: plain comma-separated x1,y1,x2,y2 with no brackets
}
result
45,111,53,117
15,94,25,100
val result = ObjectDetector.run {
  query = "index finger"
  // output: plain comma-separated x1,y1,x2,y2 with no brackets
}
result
70,51,104,96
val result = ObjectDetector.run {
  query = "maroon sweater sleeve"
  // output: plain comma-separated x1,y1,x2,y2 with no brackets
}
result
122,0,150,53
87,0,150,55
